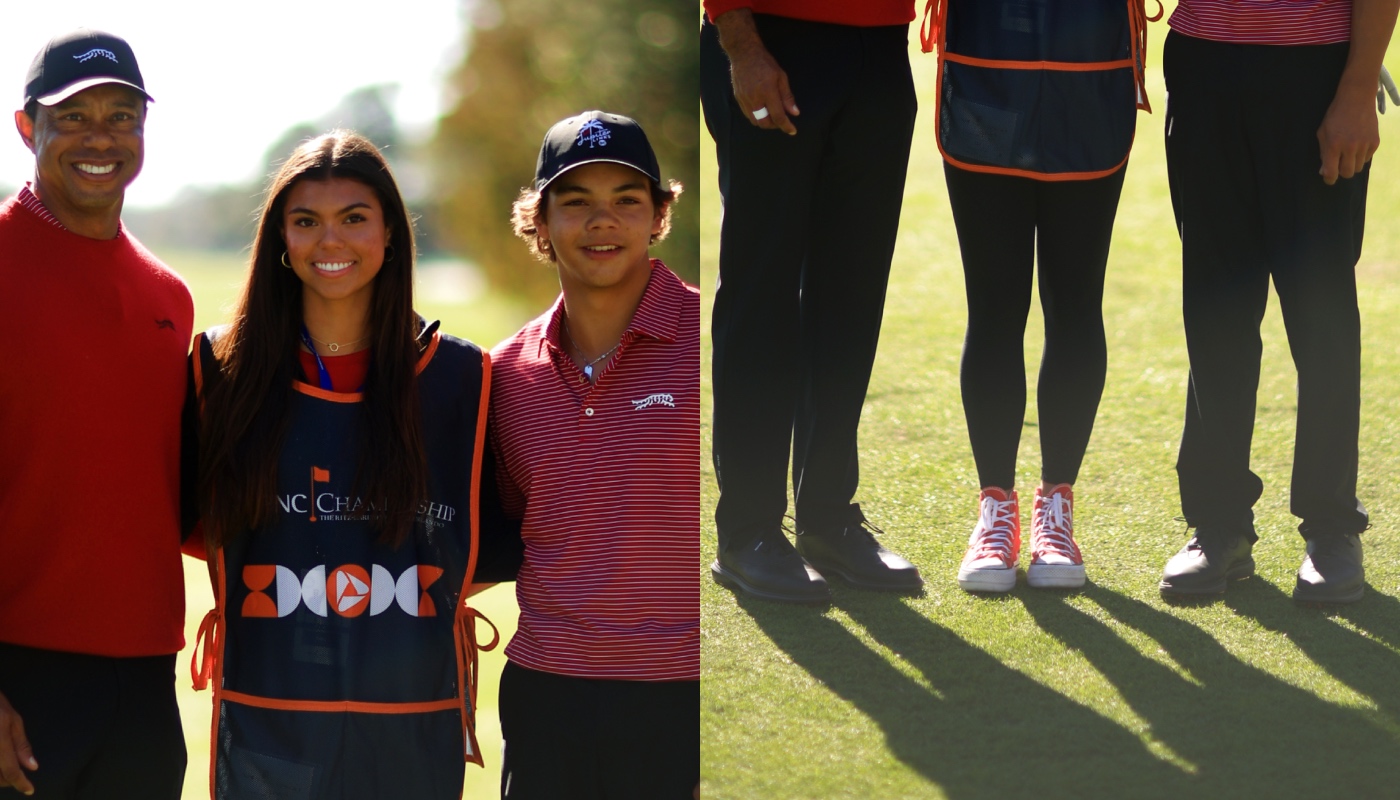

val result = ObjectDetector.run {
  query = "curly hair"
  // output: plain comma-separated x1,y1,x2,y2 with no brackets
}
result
511,177,682,262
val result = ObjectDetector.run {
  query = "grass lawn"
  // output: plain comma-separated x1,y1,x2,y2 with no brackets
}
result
700,17,1400,800
164,248,537,799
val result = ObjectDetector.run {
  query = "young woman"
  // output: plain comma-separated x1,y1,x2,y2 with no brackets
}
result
186,131,520,799
922,0,1156,592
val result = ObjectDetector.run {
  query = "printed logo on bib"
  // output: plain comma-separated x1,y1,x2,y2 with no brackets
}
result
279,465,457,528
241,564,444,618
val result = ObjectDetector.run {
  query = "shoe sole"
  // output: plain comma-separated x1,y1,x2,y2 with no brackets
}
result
1026,563,1086,589
957,566,1017,593
710,560,830,604
800,557,925,593
1158,558,1256,596
1292,583,1364,605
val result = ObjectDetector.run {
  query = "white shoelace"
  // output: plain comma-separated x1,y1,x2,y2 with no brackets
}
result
970,495,1018,558
1034,492,1076,556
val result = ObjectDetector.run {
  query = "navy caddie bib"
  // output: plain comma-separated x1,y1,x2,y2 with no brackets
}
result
190,323,497,800
922,0,1159,180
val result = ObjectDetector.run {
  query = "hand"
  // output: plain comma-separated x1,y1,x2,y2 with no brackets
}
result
714,10,801,135
1317,80,1380,185
0,691,36,796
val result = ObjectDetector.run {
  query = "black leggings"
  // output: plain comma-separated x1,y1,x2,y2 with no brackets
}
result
944,162,1126,489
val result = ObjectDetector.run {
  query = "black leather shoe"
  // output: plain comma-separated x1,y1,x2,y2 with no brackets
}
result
1159,529,1255,596
795,511,923,593
712,533,830,604
1293,534,1364,604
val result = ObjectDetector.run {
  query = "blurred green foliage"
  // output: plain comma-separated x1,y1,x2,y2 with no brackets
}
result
431,0,699,305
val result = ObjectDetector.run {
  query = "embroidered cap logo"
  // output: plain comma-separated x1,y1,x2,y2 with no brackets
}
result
576,119,611,149
73,48,119,64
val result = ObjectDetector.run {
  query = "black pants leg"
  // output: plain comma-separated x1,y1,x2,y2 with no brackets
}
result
701,16,917,547
1164,32,1368,538
0,643,185,800
945,164,1124,490
498,663,698,800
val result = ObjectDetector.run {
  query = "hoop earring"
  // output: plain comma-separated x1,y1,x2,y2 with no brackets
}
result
384,244,396,263
539,238,551,254
281,251,292,269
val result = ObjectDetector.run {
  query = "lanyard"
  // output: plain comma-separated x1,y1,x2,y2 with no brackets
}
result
299,325,335,391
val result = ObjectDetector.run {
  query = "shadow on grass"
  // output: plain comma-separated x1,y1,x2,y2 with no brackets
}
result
1019,582,1400,799
742,589,1194,800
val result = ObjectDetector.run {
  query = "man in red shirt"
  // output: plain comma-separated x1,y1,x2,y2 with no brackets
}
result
1157,0,1399,603
0,30,192,797
701,1,924,602
491,111,698,799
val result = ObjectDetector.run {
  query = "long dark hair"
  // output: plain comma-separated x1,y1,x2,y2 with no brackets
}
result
199,130,428,549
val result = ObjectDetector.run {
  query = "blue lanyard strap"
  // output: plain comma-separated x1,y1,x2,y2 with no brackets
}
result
299,325,335,391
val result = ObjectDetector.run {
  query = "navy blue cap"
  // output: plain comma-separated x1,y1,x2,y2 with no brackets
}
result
24,29,152,107
534,110,661,192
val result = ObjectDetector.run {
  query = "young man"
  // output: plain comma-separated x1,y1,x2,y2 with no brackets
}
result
491,110,698,799
1157,0,1400,603
700,1,923,603
0,30,193,797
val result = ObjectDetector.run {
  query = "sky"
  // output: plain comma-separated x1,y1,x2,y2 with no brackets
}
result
0,0,469,209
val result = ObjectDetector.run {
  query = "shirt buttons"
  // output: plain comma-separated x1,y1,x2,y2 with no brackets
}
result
584,407,595,417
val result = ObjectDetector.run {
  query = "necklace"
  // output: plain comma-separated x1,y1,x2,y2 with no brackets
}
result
305,332,370,353
563,317,620,381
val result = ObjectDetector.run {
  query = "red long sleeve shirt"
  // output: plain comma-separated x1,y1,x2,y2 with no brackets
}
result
0,188,193,656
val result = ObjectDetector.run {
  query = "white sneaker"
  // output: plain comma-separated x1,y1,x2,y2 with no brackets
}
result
957,488,1020,592
1026,483,1086,589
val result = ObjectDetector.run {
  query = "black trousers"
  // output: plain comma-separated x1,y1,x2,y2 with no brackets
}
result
701,15,918,548
1164,32,1369,538
498,663,698,800
0,642,184,800
945,163,1126,490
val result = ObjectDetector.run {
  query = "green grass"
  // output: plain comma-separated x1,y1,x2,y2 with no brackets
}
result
700,21,1400,800
162,248,535,799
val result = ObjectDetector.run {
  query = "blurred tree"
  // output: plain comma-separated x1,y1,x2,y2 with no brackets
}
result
125,85,448,255
432,0,698,305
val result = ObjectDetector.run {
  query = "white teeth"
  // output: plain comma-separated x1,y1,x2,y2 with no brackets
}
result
586,245,619,251
76,163,115,175
315,261,353,272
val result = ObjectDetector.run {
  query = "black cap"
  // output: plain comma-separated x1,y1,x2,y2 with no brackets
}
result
534,110,661,192
24,29,152,107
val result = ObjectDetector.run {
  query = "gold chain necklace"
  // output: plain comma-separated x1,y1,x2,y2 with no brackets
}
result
306,333,371,353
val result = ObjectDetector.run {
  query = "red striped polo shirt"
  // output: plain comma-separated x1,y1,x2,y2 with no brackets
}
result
489,260,699,682
1169,0,1351,44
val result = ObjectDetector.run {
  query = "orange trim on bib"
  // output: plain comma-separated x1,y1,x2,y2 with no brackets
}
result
218,691,462,715
450,349,495,766
290,330,442,402
416,331,441,376
942,52,1133,72
927,0,1154,180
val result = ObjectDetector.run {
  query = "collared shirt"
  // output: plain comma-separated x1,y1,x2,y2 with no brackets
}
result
1169,0,1350,45
17,184,65,231
489,260,699,682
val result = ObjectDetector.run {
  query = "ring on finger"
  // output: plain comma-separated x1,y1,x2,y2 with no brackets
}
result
752,106,769,121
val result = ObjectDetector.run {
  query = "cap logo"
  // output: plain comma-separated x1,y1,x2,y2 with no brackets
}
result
576,119,611,149
73,48,119,64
